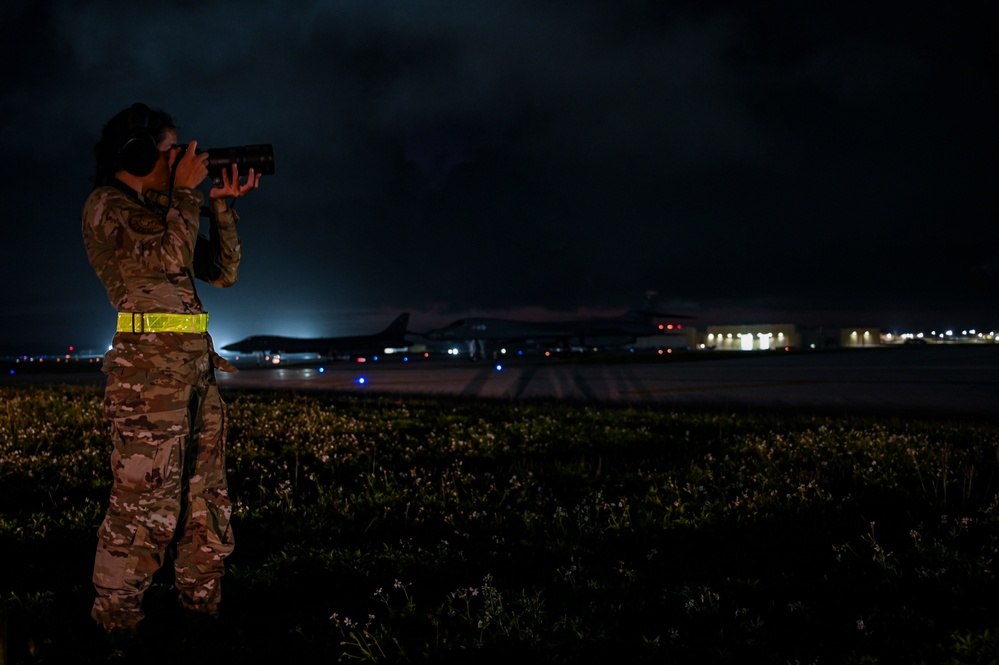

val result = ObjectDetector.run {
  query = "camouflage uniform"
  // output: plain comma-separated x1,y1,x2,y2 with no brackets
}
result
82,182,241,633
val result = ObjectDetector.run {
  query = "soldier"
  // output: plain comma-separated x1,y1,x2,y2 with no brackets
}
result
82,103,262,644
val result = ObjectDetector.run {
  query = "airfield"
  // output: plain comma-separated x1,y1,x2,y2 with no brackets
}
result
5,344,996,422
209,344,998,422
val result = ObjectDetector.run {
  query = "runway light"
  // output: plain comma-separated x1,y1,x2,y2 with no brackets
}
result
495,364,503,371
318,367,325,373
357,377,366,385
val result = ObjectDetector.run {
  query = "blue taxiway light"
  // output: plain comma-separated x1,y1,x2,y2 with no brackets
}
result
357,377,366,385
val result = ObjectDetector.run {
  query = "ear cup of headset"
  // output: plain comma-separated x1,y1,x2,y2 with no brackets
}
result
119,103,159,176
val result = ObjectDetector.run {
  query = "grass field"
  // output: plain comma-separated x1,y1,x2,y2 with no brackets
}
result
1,384,997,663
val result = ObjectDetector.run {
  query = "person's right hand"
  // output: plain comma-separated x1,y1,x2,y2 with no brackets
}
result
170,140,209,189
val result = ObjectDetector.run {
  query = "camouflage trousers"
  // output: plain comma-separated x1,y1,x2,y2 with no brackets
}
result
92,350,234,632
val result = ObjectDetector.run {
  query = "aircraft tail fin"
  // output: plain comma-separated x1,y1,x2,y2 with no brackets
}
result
632,292,694,319
381,313,410,336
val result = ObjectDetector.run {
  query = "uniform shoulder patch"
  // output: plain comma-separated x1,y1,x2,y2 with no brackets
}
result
128,213,167,235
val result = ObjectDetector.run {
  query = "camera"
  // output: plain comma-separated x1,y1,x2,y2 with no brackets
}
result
174,143,276,181
203,144,275,179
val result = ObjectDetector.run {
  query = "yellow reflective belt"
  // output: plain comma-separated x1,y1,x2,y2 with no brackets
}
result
116,312,209,333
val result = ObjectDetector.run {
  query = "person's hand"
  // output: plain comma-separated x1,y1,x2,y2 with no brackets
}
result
170,140,209,189
209,163,262,206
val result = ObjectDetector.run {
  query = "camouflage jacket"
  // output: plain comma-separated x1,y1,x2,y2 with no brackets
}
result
82,182,241,313
82,182,242,377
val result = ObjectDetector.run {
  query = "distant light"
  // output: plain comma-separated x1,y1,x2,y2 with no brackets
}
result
667,348,673,354
403,356,409,362
658,349,663,355
318,367,325,373
658,324,664,330
357,357,366,363
495,364,503,371
357,377,366,385
666,324,674,330
423,352,429,358
271,355,281,364
69,346,74,351
373,356,379,361
517,350,523,356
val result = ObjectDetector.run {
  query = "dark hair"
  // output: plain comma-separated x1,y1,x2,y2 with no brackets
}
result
92,103,175,187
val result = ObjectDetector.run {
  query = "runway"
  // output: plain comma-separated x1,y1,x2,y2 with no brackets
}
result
214,345,999,422
5,345,995,421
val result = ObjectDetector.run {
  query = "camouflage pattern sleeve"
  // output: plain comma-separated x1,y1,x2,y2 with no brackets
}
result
193,207,241,287
156,186,203,274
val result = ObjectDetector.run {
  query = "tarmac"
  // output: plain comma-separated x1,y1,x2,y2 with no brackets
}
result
212,345,999,422
6,344,997,422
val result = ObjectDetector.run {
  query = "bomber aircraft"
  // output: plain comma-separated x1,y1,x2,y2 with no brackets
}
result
418,304,688,360
221,313,411,363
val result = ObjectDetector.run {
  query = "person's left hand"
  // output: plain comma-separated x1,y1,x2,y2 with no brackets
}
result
209,163,262,203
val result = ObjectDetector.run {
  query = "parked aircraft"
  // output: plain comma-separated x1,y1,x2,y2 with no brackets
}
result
221,313,411,363
418,304,688,359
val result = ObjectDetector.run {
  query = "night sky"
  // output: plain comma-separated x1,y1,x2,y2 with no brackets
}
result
1,1,996,355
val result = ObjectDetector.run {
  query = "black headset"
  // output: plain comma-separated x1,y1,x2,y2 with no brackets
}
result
118,102,159,176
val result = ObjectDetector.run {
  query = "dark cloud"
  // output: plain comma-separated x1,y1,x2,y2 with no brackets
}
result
0,0,996,352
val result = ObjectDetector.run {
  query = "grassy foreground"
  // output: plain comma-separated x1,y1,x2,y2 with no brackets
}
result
1,384,997,664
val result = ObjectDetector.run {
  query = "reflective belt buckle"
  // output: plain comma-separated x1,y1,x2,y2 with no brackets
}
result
117,312,209,333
